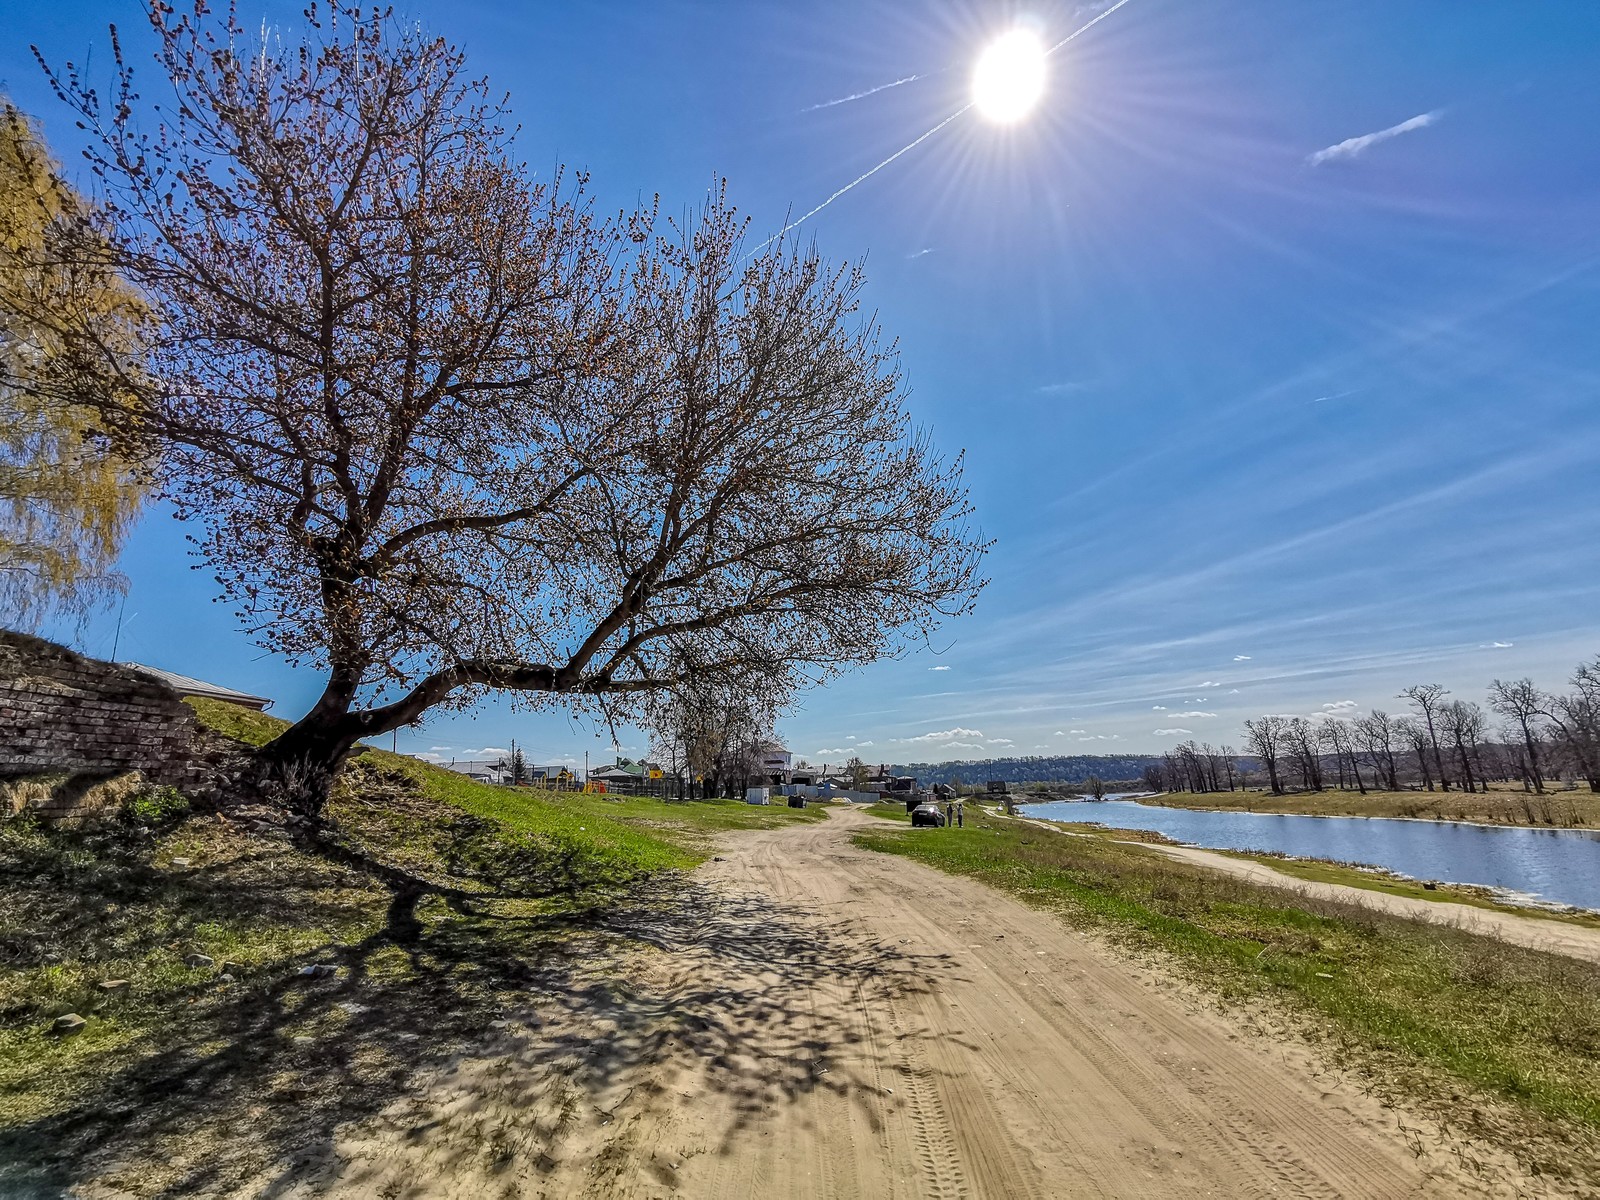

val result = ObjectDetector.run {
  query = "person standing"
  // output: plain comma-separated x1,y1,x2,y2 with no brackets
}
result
944,801,954,827
956,800,964,828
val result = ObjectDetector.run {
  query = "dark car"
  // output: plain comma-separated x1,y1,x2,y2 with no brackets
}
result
910,803,947,828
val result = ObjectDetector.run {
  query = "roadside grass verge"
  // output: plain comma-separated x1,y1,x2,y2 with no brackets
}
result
0,700,817,1194
854,808,1600,1179
1148,787,1598,828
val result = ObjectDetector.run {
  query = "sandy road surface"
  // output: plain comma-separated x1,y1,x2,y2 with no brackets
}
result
305,807,1551,1198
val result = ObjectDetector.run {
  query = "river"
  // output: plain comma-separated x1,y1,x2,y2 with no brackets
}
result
1018,796,1600,912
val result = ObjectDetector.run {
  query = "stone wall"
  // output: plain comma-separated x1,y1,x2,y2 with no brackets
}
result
0,631,226,819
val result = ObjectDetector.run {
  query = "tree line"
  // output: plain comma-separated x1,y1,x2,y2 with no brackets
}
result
1145,655,1600,795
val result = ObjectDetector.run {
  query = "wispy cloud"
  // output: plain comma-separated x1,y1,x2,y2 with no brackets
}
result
815,748,851,757
1068,729,1088,734
1170,711,1216,719
1153,727,1192,736
1308,111,1438,166
1151,705,1167,710
1037,380,1092,396
1480,640,1514,649
989,737,1014,745
902,726,983,744
1232,655,1252,661
907,247,935,260
928,664,951,671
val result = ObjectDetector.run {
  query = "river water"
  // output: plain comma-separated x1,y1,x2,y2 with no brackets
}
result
1019,796,1600,912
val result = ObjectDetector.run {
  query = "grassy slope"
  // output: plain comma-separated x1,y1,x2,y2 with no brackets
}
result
0,700,826,1193
184,696,827,864
854,808,1600,1179
1147,787,1598,828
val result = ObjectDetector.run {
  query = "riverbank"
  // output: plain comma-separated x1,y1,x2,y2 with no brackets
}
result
1147,787,1597,828
856,806,1600,1186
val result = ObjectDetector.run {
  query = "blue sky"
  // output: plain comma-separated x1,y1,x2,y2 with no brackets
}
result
8,1,1600,770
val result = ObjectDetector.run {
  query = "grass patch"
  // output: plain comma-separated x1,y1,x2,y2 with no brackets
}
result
855,808,1600,1179
1149,787,1598,828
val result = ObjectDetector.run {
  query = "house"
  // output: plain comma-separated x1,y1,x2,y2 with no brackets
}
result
588,757,664,794
442,758,511,785
124,662,272,710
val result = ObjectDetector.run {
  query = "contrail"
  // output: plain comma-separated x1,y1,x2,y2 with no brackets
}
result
801,74,927,114
752,106,971,253
754,0,1136,253
1048,0,1135,53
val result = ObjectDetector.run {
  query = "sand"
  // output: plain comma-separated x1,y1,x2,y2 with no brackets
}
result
296,806,1567,1197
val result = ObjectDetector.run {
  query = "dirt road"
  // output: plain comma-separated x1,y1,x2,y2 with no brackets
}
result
306,807,1548,1197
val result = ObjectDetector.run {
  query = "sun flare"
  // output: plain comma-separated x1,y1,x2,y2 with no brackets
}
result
971,29,1047,124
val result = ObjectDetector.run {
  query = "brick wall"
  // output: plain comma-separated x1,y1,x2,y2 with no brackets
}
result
0,631,224,809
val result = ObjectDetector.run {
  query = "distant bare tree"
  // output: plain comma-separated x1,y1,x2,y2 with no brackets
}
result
1441,700,1488,793
1540,656,1600,792
1219,744,1238,791
1283,717,1323,791
1395,717,1435,791
1400,684,1453,790
1354,709,1401,791
646,671,776,799
1242,716,1290,795
1490,677,1547,793
1319,718,1365,794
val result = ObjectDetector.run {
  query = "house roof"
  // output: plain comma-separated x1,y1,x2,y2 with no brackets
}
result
123,662,273,710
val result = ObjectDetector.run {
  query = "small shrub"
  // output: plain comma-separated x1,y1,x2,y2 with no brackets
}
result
122,785,190,829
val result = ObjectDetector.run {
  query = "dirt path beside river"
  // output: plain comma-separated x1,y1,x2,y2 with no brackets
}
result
292,806,1556,1197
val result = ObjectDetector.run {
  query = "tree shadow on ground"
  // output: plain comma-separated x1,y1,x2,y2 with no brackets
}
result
0,822,958,1198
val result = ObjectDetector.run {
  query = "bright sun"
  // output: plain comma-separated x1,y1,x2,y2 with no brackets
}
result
972,29,1048,124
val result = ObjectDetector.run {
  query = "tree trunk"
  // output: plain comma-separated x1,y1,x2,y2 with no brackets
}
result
252,710,365,817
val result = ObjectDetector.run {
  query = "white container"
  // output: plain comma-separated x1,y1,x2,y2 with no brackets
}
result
744,786,770,805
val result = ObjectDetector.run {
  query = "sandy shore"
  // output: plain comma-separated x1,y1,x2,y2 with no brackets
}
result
251,806,1580,1197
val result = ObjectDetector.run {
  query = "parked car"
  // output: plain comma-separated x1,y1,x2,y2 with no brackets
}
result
910,803,946,828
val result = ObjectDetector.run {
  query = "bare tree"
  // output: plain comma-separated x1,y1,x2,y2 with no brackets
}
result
27,6,985,815
1354,709,1401,791
1319,718,1365,794
1285,717,1323,791
1219,744,1238,791
1395,717,1435,791
1400,684,1453,790
1441,700,1487,793
1540,656,1600,792
1490,677,1547,793
1242,716,1289,795
645,671,776,799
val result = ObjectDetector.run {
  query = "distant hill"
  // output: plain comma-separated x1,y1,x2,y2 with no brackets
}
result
887,755,1161,787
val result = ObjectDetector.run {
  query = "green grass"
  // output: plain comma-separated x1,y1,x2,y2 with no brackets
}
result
855,808,1600,1177
1149,787,1598,828
184,695,827,864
